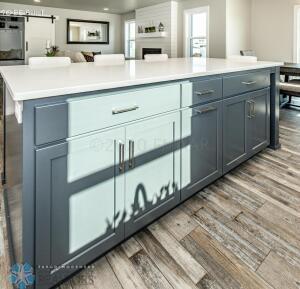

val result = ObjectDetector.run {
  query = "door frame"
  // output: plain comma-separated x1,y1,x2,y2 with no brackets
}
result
124,19,136,59
183,6,210,58
293,5,300,62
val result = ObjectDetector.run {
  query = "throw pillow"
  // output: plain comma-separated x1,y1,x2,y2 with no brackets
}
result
81,51,94,62
73,52,87,63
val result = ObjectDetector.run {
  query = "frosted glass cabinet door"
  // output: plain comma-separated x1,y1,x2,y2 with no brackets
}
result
35,127,125,285
124,112,181,237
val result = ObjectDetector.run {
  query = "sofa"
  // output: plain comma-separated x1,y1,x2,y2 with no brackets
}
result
0,49,23,60
56,50,101,63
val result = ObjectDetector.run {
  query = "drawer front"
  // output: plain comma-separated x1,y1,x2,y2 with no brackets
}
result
223,71,270,98
35,83,181,145
68,83,181,137
182,78,222,107
35,103,68,146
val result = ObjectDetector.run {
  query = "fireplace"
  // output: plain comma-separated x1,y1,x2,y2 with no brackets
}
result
142,48,162,59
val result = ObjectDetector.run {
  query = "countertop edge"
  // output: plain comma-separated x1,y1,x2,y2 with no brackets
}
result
1,61,282,102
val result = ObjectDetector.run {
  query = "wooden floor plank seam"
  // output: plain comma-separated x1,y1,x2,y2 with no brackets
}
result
224,174,300,218
255,249,272,273
105,256,126,289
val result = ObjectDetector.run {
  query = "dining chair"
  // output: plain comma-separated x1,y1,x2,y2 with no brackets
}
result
144,54,169,62
28,57,71,66
94,54,125,65
240,50,256,57
280,79,300,107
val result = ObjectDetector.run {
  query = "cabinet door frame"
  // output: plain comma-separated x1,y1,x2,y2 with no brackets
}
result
181,101,223,201
124,112,181,237
246,88,270,156
36,142,68,288
35,130,125,288
223,93,249,173
36,142,67,270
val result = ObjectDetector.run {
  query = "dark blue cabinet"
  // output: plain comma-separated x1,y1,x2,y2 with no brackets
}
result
247,88,270,156
124,112,181,237
35,127,125,288
3,69,277,289
223,94,249,173
223,88,270,174
181,101,223,200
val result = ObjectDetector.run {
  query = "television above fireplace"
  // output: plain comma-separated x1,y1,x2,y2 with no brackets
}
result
142,48,162,59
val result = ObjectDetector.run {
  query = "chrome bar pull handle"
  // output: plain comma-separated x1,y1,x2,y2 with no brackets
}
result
119,142,125,173
112,105,139,115
242,81,257,85
195,89,215,96
194,106,216,114
247,101,252,118
251,101,256,118
129,140,135,168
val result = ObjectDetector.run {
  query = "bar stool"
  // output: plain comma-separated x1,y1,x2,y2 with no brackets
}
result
144,54,169,62
28,57,71,66
94,54,125,65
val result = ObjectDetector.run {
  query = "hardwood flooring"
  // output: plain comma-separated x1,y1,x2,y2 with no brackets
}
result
0,108,300,289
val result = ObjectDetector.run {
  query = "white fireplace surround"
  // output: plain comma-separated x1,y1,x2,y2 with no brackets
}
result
135,1,178,59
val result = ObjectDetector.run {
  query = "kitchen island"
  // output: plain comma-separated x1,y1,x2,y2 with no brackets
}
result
0,58,281,289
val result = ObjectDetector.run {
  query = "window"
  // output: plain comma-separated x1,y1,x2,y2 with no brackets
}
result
184,7,209,58
125,20,135,59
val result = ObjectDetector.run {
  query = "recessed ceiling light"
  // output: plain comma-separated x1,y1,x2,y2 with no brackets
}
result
34,0,41,2
103,8,109,11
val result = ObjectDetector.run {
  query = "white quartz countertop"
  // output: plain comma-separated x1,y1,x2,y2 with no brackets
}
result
0,58,282,101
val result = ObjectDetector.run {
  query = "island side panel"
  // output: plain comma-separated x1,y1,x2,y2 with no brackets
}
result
21,100,40,271
2,82,23,265
269,66,281,149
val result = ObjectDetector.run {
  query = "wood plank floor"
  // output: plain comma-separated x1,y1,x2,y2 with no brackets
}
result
1,108,300,289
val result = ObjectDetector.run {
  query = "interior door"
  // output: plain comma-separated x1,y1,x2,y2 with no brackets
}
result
124,112,181,237
25,17,55,63
247,88,270,156
181,101,222,201
35,127,125,288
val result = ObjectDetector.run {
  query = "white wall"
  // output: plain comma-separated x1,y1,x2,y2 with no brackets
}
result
0,2,122,54
177,0,227,58
251,0,300,62
226,0,251,57
135,1,178,59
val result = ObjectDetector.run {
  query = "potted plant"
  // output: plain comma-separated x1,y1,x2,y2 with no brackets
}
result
46,46,59,57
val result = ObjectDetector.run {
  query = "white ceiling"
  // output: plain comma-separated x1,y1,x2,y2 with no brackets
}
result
0,0,180,14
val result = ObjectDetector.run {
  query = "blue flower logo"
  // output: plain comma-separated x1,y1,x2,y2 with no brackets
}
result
9,263,35,289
